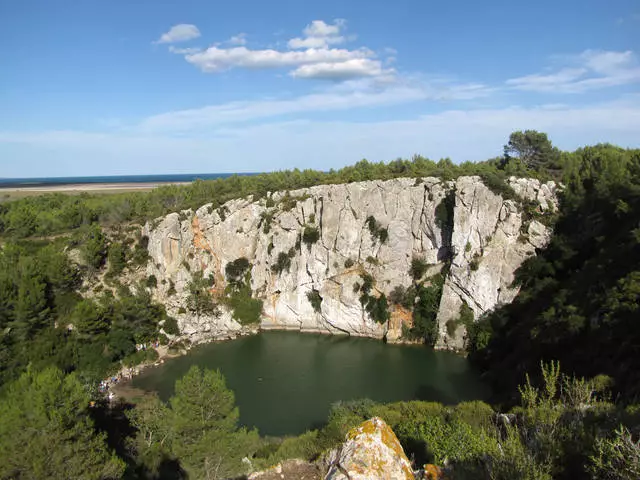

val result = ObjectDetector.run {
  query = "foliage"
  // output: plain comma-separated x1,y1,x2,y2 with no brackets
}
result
306,289,323,313
473,144,640,402
185,271,218,317
223,270,263,325
589,426,640,480
410,257,429,281
145,274,158,289
365,216,389,243
225,257,251,285
141,366,260,479
271,248,296,275
302,225,320,247
504,130,559,171
107,241,126,275
0,367,125,479
344,257,355,268
82,224,107,270
162,316,180,336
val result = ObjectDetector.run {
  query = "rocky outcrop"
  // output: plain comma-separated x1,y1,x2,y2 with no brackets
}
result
324,417,414,479
143,176,557,347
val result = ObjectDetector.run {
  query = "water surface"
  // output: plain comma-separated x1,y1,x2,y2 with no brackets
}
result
133,331,488,436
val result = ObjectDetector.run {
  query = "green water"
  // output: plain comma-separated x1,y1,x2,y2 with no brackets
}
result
132,331,489,436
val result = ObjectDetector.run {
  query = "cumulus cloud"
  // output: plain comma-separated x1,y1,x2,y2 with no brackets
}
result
507,49,640,93
155,24,201,44
287,19,348,49
184,45,373,73
290,59,386,80
168,19,389,81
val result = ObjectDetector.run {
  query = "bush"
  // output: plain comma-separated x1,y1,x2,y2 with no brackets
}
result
225,257,250,284
108,241,127,275
146,275,158,289
162,316,180,335
589,426,640,480
344,258,355,268
365,216,389,243
122,348,159,367
302,225,320,247
272,251,293,274
306,289,323,313
410,257,428,281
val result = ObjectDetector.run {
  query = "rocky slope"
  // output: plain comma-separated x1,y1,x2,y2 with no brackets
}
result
143,176,557,349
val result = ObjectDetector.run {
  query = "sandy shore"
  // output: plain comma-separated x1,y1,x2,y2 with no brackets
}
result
0,181,190,194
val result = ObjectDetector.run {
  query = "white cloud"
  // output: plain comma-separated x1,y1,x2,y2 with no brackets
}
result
290,59,387,80
288,19,348,49
227,33,247,46
169,19,381,81
183,45,373,73
507,50,640,93
155,24,201,44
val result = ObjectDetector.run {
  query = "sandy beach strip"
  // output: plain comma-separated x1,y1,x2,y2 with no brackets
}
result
0,181,190,195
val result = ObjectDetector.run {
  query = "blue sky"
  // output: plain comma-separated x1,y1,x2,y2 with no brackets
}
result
0,0,639,177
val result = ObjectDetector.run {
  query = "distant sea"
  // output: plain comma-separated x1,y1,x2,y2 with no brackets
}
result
0,173,256,188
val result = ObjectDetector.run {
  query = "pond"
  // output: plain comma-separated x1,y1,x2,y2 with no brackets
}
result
132,331,489,436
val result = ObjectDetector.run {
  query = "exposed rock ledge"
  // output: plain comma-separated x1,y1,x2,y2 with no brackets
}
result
144,176,557,349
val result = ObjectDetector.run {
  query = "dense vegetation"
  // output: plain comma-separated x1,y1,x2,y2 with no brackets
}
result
471,143,640,405
1,131,639,479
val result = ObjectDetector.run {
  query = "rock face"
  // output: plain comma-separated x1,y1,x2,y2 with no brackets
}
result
324,417,414,480
144,176,558,347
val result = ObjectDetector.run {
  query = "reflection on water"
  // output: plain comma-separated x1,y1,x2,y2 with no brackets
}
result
133,331,489,436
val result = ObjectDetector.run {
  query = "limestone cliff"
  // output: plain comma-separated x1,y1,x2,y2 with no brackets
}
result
143,176,557,348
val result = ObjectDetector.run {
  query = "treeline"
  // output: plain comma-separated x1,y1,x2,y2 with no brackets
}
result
470,144,640,404
0,153,537,239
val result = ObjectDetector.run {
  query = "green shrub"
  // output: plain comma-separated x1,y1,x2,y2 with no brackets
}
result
122,348,159,367
470,254,481,271
272,251,293,274
365,255,379,265
307,289,323,313
146,275,157,289
589,426,640,480
410,257,428,280
167,280,176,297
344,258,355,268
225,257,251,284
465,241,472,252
162,316,180,335
302,225,320,247
365,216,389,243
178,307,186,314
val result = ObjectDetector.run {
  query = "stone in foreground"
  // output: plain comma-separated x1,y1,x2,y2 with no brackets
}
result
325,417,414,480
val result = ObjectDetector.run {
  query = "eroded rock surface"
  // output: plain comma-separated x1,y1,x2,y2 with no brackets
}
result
143,176,557,347
324,417,414,480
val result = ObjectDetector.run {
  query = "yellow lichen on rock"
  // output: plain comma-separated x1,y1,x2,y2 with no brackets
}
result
326,417,414,480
